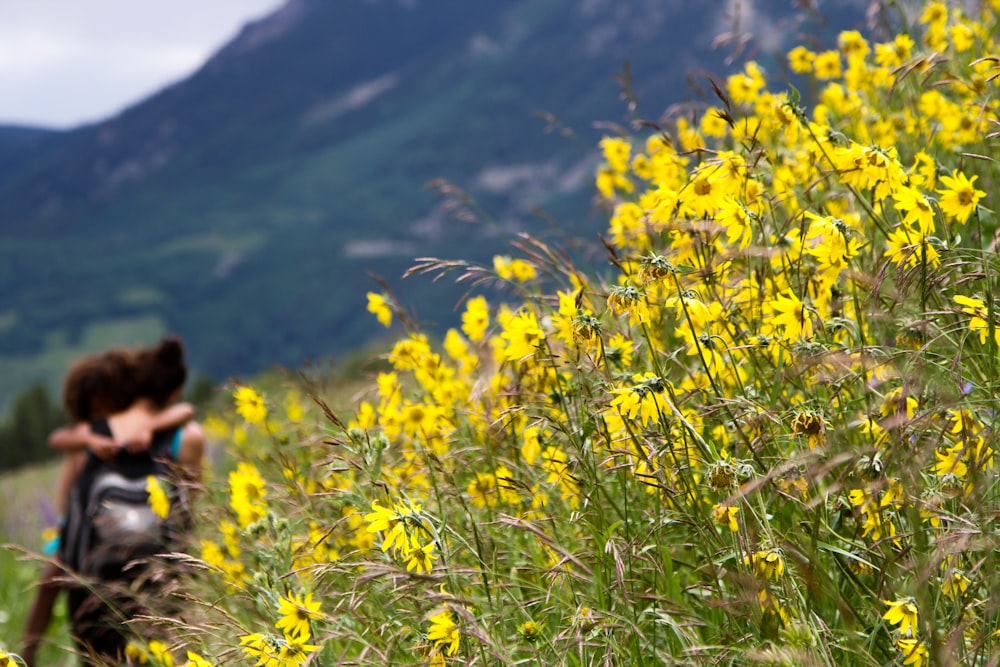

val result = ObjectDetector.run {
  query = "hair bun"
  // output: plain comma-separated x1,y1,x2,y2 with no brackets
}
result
157,335,185,362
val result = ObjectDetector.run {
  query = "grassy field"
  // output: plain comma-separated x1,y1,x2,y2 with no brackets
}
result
0,461,75,665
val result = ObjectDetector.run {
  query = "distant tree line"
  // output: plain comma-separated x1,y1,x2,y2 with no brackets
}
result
0,383,65,474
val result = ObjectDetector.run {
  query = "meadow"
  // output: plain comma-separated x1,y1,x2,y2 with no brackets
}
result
1,462,75,666
4,0,1000,665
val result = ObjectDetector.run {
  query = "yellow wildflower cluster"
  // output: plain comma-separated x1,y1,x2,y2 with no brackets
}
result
138,3,1000,665
124,640,214,667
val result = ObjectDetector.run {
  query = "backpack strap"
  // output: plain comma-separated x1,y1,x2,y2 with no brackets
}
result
59,419,110,571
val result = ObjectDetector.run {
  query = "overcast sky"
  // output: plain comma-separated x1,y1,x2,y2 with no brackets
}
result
0,0,283,128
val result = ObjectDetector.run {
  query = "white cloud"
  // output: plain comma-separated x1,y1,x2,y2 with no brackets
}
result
0,0,283,128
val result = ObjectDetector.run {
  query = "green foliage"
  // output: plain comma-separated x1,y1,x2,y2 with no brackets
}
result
0,460,73,666
0,547,74,667
0,383,64,473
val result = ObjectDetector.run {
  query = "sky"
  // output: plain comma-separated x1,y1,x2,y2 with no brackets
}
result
0,0,284,129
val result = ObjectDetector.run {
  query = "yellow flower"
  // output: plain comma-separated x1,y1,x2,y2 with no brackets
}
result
681,169,722,218
239,633,278,664
182,652,213,667
403,533,438,574
920,1,946,25
493,255,537,282
595,168,616,198
757,588,790,623
813,50,842,79
461,295,490,342
892,185,935,235
606,284,650,326
149,640,175,667
276,591,324,640
726,61,765,105
787,45,814,73
790,410,828,448
349,401,377,430
895,638,928,667
603,333,633,368
365,502,407,555
234,386,267,425
363,500,400,534
467,471,498,508
937,169,985,223
125,642,150,664
521,425,542,465
539,446,580,508
510,259,537,282
700,108,729,138
609,373,669,427
517,619,542,642
712,503,740,532
427,609,461,656
228,461,268,528
953,294,1000,345
837,30,870,58
880,387,918,420
366,292,393,328
283,391,305,422
278,633,321,663
365,498,428,558
600,136,631,173
500,309,544,361
746,549,786,580
766,292,814,341
883,598,919,637
941,570,970,600
146,475,171,519
949,23,975,52
388,333,432,371
495,465,520,505
883,225,939,269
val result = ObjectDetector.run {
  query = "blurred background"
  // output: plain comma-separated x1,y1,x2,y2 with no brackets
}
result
0,0,860,472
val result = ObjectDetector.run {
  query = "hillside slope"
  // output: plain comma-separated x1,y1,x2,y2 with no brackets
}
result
0,0,860,406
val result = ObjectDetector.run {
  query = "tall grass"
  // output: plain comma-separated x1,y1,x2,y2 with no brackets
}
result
4,2,1000,665
1,462,75,665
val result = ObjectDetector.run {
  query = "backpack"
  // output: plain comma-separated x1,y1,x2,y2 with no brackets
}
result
60,421,189,660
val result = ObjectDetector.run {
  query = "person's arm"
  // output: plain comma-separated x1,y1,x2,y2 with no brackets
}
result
123,402,196,454
176,421,205,483
150,402,196,431
48,423,119,460
53,452,80,515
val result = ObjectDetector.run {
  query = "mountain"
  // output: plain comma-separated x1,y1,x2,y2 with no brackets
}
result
0,126,64,184
0,0,864,409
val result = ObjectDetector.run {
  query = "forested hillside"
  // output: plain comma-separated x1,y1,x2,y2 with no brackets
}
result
0,0,858,412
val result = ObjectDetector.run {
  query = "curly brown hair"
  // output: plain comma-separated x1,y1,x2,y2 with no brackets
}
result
62,348,138,422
